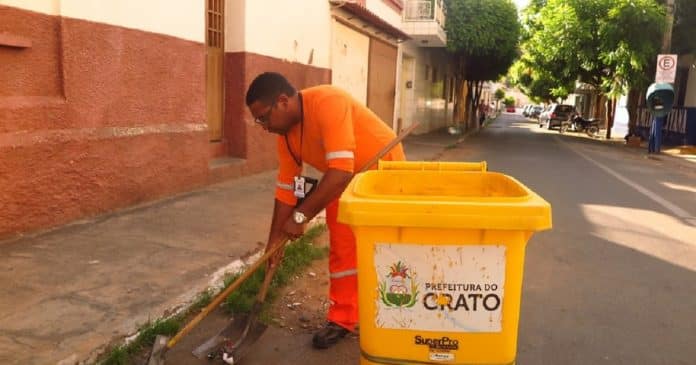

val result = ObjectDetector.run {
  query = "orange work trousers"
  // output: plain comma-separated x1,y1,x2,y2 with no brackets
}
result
324,198,358,331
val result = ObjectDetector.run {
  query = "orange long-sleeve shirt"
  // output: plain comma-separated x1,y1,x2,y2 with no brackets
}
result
275,85,405,206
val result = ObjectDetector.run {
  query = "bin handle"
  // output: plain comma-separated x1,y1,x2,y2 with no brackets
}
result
378,160,487,172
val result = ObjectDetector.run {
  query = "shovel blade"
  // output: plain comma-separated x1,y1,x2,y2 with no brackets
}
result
223,320,268,364
145,335,169,365
192,314,268,360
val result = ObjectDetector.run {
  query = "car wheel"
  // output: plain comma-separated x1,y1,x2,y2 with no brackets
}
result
546,121,552,129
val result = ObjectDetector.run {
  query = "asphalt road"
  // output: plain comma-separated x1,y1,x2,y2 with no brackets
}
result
439,113,696,365
163,112,696,365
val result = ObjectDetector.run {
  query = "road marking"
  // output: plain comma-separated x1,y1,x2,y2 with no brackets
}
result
556,137,693,221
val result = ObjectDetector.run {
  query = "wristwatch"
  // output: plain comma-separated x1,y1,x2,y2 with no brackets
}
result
292,210,308,224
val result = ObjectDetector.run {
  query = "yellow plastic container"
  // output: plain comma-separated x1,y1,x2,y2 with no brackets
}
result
378,160,487,172
338,162,551,365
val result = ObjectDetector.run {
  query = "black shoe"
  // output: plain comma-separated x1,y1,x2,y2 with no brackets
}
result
312,322,350,349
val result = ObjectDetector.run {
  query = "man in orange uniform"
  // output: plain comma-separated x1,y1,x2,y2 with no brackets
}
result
246,72,405,349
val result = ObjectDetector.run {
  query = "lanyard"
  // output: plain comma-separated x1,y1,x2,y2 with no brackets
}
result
284,92,303,167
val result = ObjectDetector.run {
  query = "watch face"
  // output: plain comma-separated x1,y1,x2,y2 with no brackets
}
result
294,211,305,224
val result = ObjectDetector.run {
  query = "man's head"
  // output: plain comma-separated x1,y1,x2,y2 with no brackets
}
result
246,72,301,134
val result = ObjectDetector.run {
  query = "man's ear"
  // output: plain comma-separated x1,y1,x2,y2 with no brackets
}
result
277,94,290,108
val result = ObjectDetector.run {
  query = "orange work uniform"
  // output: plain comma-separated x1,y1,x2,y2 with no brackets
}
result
275,85,405,331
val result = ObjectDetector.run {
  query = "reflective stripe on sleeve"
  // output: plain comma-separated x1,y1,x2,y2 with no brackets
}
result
329,269,358,279
326,150,355,160
277,182,293,191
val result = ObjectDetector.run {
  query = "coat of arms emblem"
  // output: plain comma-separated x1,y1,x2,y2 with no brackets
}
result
378,261,419,308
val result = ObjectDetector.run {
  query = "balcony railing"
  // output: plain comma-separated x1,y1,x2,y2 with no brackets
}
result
404,0,446,27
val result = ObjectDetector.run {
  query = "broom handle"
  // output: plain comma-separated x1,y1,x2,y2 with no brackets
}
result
167,238,289,348
166,121,418,348
358,122,419,173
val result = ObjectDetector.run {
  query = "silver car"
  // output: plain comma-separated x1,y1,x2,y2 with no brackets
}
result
539,104,577,129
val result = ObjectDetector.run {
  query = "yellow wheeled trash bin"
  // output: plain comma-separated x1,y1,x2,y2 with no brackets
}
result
338,161,551,365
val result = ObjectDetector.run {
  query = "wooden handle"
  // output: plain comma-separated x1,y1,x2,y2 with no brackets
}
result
357,122,419,173
256,259,279,302
164,122,419,349
166,238,289,348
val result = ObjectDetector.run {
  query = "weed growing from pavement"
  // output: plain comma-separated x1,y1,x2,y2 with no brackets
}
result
98,224,327,364
100,317,180,365
222,224,328,318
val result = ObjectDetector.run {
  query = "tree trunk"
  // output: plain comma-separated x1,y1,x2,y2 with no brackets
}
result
452,57,467,129
464,81,472,131
454,78,467,128
593,93,602,118
626,88,640,135
605,97,615,139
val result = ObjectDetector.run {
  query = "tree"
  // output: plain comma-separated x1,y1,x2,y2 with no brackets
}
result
493,88,506,111
517,0,664,138
665,0,696,55
445,0,521,130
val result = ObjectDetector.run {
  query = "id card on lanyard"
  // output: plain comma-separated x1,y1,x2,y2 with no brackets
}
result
294,176,306,198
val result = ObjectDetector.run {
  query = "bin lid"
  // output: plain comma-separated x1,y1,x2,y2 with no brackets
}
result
338,170,552,231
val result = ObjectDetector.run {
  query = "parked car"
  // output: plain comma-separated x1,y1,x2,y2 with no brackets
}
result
506,106,516,113
539,104,577,129
529,105,544,118
522,104,533,117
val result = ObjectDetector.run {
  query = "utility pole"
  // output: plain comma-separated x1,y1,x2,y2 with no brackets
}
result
647,0,676,154
662,0,675,53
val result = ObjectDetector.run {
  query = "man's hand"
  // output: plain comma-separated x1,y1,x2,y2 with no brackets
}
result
265,236,287,268
281,218,305,241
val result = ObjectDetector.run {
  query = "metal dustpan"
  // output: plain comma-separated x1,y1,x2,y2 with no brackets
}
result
145,239,287,365
193,260,279,362
191,312,267,361
189,122,420,363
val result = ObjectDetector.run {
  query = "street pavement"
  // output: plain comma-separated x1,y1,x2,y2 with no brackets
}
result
438,114,696,365
1,112,694,364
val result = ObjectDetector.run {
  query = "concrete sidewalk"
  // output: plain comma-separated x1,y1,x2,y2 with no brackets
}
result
0,129,465,365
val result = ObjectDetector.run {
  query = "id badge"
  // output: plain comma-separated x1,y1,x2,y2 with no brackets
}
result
294,176,306,198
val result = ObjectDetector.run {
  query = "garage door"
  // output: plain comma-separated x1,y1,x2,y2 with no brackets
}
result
331,20,369,104
367,38,397,126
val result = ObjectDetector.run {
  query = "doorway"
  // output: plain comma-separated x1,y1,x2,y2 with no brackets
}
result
367,38,397,126
206,0,224,141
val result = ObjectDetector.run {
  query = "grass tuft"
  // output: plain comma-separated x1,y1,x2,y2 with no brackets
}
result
98,224,327,364
99,317,180,365
222,224,328,316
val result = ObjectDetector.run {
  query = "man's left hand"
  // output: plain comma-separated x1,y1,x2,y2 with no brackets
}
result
282,219,305,240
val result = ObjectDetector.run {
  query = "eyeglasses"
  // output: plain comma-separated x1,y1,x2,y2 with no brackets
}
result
254,102,276,126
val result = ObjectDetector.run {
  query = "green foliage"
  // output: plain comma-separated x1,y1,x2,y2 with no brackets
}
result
599,0,665,95
99,317,181,365
503,96,516,107
662,0,696,55
98,224,328,365
494,89,506,100
515,0,664,99
222,224,328,316
445,0,521,81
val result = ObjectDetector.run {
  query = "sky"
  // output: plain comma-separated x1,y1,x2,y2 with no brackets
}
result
512,0,530,12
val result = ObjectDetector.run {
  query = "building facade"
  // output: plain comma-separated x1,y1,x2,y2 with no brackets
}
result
0,0,210,238
0,0,451,238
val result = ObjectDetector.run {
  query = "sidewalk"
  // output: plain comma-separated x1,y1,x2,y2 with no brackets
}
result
594,136,696,173
0,129,466,365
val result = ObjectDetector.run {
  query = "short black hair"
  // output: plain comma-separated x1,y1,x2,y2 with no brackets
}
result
245,72,297,106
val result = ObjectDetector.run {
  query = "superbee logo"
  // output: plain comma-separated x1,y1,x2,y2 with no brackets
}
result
378,261,419,308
